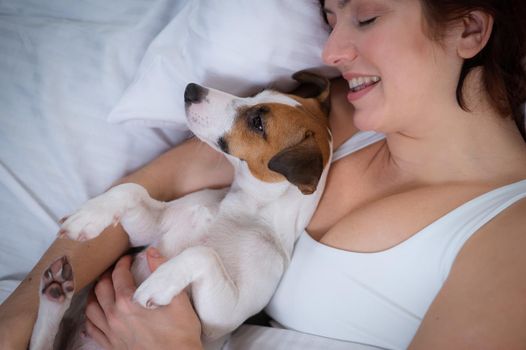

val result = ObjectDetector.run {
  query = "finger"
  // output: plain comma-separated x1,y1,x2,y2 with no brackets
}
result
85,318,112,350
86,288,110,334
146,247,167,272
93,270,116,314
166,289,195,313
111,255,136,300
165,291,203,337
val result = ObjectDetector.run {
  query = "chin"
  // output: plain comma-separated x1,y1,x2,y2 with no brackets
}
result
352,110,383,132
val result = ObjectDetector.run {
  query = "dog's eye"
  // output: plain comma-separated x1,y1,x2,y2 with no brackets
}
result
247,106,268,135
252,116,263,132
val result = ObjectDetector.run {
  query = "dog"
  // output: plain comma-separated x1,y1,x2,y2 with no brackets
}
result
29,71,332,349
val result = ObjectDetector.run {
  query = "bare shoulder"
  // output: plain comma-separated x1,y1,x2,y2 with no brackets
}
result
410,197,526,349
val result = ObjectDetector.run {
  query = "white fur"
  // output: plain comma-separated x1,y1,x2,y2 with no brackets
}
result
30,85,331,348
30,292,72,350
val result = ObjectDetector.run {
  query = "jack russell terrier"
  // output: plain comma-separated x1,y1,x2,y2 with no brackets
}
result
29,71,332,349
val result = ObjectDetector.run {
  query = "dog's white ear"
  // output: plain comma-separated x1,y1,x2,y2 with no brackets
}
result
268,131,323,195
291,70,331,114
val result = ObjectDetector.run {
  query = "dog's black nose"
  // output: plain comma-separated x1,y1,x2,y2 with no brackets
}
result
184,83,208,105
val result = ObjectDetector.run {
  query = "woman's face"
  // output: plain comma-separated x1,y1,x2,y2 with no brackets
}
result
322,0,462,133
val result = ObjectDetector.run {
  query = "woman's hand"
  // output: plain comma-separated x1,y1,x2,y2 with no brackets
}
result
85,248,203,350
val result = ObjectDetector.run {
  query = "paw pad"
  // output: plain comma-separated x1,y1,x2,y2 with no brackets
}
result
41,256,75,303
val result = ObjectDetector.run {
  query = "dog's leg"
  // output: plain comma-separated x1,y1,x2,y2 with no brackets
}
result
132,246,239,339
30,256,74,350
60,183,167,246
131,189,224,285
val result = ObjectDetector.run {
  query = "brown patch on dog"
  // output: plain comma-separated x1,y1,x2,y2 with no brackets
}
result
224,101,331,191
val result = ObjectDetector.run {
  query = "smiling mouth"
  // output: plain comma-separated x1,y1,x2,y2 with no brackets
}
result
348,76,381,93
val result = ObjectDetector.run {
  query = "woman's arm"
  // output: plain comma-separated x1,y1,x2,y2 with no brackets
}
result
0,137,233,349
409,199,526,349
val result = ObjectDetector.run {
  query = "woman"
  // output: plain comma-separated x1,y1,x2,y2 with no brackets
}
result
2,0,526,348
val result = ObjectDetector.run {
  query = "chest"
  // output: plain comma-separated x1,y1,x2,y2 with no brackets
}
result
307,145,492,253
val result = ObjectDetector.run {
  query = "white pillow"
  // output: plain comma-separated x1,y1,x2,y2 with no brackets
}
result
107,0,337,129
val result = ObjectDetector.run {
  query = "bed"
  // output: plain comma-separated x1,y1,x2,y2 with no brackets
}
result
0,0,389,348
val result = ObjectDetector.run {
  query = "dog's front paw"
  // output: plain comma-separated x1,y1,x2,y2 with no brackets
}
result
59,190,129,241
133,263,189,309
59,183,148,241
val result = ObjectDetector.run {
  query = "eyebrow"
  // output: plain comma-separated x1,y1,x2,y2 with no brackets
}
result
337,0,350,8
324,0,351,14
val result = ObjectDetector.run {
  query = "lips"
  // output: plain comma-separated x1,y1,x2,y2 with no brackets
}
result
348,76,381,92
343,74,381,102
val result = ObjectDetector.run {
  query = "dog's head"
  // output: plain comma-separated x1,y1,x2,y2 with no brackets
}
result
184,71,331,195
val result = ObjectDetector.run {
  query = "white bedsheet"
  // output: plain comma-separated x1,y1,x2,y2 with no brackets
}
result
0,0,191,302
223,325,386,350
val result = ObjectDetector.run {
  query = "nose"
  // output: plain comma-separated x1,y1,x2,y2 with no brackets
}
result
184,83,208,105
321,27,358,67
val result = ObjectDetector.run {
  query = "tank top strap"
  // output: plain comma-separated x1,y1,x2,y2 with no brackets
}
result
440,179,526,277
332,131,385,162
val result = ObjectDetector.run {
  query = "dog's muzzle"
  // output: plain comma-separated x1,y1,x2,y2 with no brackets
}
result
184,83,209,106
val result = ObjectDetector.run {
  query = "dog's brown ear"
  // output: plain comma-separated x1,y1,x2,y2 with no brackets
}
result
268,131,323,195
291,70,331,114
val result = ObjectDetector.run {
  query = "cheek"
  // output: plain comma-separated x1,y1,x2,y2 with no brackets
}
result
230,138,283,182
228,133,269,164
377,27,441,100
228,133,256,159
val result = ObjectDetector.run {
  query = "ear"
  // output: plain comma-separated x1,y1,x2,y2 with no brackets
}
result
457,10,494,59
291,70,331,114
267,131,324,195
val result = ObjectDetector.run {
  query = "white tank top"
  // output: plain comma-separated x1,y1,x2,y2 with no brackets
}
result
264,131,526,350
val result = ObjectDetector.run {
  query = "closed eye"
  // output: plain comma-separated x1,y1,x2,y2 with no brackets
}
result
358,16,377,27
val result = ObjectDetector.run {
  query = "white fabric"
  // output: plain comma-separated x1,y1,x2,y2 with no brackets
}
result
107,0,338,128
0,0,188,303
223,324,385,350
332,131,385,162
266,132,526,350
